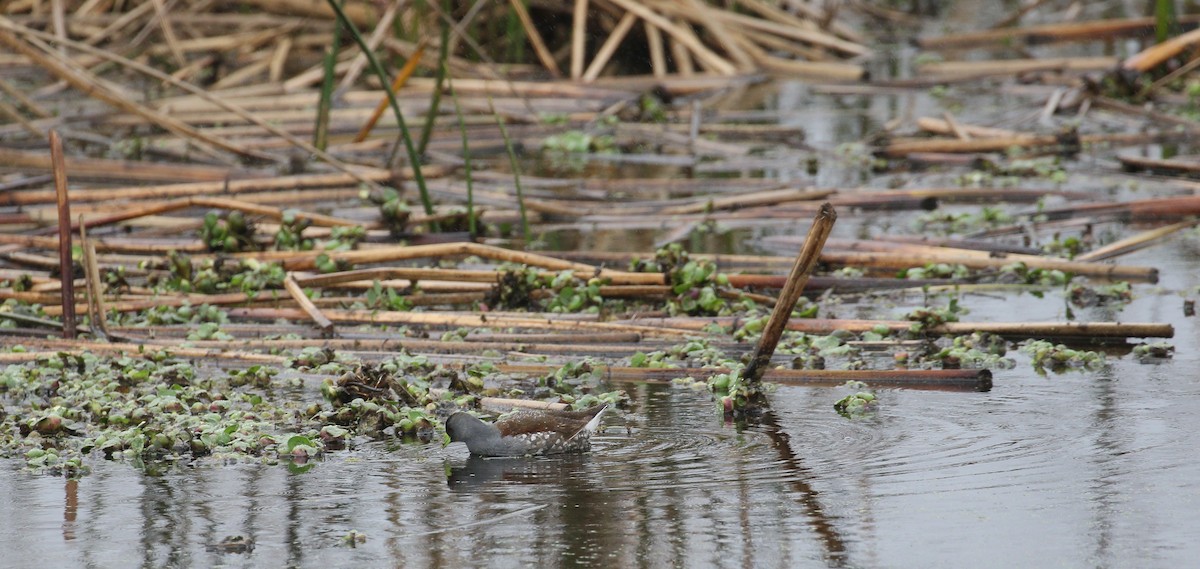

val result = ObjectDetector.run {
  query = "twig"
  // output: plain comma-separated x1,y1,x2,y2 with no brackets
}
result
284,273,335,337
744,203,837,385
50,131,76,340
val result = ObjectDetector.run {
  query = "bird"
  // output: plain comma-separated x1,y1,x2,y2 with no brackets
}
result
444,403,608,457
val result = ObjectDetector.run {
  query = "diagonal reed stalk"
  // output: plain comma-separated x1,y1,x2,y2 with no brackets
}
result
313,7,342,151
448,75,476,236
417,0,452,156
324,0,435,217
489,96,530,244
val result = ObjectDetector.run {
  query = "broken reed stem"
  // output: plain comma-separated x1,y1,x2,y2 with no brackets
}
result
490,364,991,392
743,203,837,385
324,0,434,216
283,273,335,337
49,131,76,340
0,26,260,164
354,42,425,143
506,0,562,77
619,316,1175,340
1074,220,1199,262
0,19,388,190
79,219,109,341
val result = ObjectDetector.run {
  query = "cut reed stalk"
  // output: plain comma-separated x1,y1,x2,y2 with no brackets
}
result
49,131,76,339
744,203,837,386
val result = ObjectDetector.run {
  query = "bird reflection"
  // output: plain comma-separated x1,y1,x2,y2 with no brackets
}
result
445,454,592,490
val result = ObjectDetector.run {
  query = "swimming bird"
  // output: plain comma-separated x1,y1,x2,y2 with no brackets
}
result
444,403,608,457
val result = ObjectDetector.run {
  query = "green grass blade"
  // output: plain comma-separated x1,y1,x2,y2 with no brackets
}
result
417,0,452,156
324,0,435,218
448,75,476,236
489,96,529,243
313,9,341,152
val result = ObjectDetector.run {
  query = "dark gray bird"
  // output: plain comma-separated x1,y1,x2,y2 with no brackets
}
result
444,404,608,457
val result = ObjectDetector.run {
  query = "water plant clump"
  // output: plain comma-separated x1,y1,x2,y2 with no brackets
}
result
273,209,315,251
364,186,411,235
1132,341,1174,362
905,298,967,333
833,391,878,419
914,207,1014,235
1068,281,1132,308
200,210,257,253
924,333,1016,370
0,352,321,476
153,253,287,297
993,262,1072,286
1019,340,1107,373
631,244,748,316
485,267,606,313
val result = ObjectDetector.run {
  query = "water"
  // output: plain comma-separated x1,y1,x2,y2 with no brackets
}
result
4,294,1199,569
7,2,1200,567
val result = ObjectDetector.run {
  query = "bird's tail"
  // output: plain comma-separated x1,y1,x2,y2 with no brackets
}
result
582,404,608,433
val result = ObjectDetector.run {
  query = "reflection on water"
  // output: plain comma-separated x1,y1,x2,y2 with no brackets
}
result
4,335,1200,569
6,3,1200,566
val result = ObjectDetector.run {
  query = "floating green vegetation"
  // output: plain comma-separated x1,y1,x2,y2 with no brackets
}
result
1039,234,1084,259
777,330,861,362
905,298,966,332
341,530,367,548
486,267,605,313
200,210,256,253
112,302,228,327
532,359,629,409
994,262,1071,287
640,337,736,370
833,391,877,419
542,130,617,154
1132,341,1174,362
915,207,1013,235
359,280,414,312
0,298,52,328
153,253,286,297
900,263,970,280
1020,340,1107,372
925,332,1016,369
0,351,311,477
1068,281,1132,308
273,209,314,251
708,368,748,412
0,345,634,477
631,244,752,316
364,186,411,235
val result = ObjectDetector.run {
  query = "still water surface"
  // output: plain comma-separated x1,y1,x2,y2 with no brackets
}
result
2,298,1198,569
6,3,1200,567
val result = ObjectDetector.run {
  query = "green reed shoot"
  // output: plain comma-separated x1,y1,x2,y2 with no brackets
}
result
489,96,529,243
448,75,476,236
324,0,434,217
417,0,452,156
313,5,342,152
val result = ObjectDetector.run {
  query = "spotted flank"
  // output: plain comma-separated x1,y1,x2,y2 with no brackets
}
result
445,403,609,457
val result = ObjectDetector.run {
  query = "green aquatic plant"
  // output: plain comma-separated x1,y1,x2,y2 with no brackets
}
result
834,391,877,419
273,209,315,251
1020,340,1106,372
1068,281,1132,308
899,263,970,280
1132,341,1174,362
200,210,257,253
926,332,1016,369
905,298,965,333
